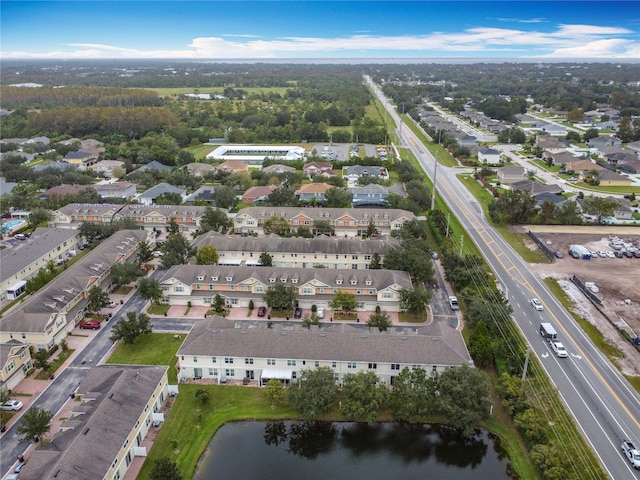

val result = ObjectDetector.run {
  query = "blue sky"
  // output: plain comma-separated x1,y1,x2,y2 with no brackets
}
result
1,1,639,60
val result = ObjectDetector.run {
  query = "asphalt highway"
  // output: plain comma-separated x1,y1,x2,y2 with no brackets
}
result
366,76,640,479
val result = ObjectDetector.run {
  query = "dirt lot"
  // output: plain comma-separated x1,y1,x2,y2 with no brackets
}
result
518,225,640,377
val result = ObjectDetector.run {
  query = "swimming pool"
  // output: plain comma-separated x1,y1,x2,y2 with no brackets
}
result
1,220,26,231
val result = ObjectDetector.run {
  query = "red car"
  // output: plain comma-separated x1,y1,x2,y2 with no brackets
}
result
79,320,101,330
257,306,267,317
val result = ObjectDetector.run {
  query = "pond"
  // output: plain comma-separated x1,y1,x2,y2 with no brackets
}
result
193,421,512,480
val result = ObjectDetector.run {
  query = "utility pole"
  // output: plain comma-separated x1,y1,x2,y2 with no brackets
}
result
522,347,530,382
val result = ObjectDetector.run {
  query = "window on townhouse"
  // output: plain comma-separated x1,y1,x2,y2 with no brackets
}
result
245,358,254,365
225,369,235,377
391,363,400,370
211,357,217,363
287,359,296,366
225,357,233,364
347,362,357,369
368,363,377,369
267,359,276,366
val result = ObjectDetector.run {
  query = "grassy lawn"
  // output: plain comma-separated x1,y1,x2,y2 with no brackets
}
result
138,385,297,480
398,312,427,323
573,182,640,195
147,303,170,315
106,333,184,383
35,348,75,380
185,144,217,160
112,286,133,295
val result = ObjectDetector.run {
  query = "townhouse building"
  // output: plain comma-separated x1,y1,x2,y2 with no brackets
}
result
19,365,169,480
158,265,412,312
53,203,212,234
191,232,401,269
0,230,152,351
232,207,415,237
176,317,471,386
1,227,82,303
0,340,33,391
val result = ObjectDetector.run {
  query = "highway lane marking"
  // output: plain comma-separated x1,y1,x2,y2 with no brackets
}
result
435,165,640,432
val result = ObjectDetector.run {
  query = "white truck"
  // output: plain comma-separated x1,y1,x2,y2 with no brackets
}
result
621,440,640,469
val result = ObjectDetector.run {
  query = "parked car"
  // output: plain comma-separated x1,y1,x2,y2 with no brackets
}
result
257,306,267,317
107,301,117,308
14,462,26,474
606,251,615,258
553,251,564,259
294,307,303,319
614,251,624,258
14,234,26,240
79,320,101,330
316,307,325,319
1,400,23,411
531,298,544,311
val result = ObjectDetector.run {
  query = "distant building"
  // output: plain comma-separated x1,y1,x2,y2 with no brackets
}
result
477,148,501,165
94,181,137,199
207,145,306,164
137,182,186,206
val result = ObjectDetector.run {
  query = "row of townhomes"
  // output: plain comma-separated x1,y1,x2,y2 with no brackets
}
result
19,364,170,480
0,230,152,354
53,204,210,233
0,227,82,303
159,265,412,312
232,207,415,236
192,232,401,269
52,204,416,238
176,317,472,386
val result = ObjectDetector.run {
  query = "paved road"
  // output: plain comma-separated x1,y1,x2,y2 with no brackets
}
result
367,76,640,479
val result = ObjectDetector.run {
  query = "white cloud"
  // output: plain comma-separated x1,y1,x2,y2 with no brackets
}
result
1,23,637,59
537,38,640,58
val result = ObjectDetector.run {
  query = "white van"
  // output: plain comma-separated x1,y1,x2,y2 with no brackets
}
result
539,323,558,340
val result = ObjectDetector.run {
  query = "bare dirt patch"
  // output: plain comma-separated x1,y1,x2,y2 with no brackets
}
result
513,226,640,376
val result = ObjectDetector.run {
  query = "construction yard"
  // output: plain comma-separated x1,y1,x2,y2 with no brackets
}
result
522,225,640,377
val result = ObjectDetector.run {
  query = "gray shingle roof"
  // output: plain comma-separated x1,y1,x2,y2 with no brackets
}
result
178,317,471,367
19,365,167,480
192,232,401,255
0,227,80,283
0,230,149,334
160,264,412,292
138,182,186,199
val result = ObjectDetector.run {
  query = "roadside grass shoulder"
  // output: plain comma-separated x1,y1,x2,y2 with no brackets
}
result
456,174,549,264
543,278,624,364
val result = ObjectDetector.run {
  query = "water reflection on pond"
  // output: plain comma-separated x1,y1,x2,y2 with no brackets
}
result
194,421,512,480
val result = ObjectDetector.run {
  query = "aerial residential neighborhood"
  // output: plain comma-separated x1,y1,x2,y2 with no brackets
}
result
1,43,640,480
